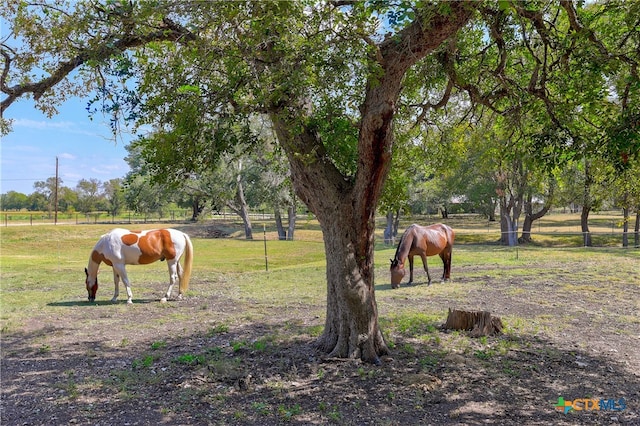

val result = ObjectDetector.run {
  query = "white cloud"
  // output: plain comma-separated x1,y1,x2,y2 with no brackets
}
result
11,118,103,137
0,144,40,153
90,163,126,175
12,118,75,130
63,172,83,182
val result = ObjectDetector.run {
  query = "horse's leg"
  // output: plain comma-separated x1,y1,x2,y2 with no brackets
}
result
161,260,179,303
111,267,120,303
113,264,133,304
444,247,452,281
439,252,447,283
420,254,431,285
408,256,414,284
176,262,184,299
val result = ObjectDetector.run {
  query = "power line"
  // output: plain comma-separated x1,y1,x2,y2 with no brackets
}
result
0,178,48,181
1,177,82,184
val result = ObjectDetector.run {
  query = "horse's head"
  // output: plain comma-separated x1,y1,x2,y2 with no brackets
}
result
390,258,405,289
85,267,98,302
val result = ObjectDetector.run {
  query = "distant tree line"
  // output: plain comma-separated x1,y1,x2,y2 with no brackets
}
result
3,127,638,247
1,131,301,241
1,177,125,216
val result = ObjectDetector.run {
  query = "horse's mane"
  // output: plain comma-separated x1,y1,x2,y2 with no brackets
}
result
393,224,416,261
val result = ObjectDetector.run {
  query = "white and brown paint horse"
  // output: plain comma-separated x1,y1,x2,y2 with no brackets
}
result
390,223,454,288
85,228,193,304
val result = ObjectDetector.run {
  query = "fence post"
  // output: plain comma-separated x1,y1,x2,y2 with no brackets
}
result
263,223,268,272
515,220,518,260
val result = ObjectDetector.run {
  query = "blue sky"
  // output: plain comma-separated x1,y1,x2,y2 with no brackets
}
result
1,96,132,195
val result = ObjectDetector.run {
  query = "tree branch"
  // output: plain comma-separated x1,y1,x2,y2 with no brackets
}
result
560,0,637,71
410,77,454,128
1,18,196,116
440,38,509,115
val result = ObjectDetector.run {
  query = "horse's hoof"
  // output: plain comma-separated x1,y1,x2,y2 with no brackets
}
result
177,294,184,300
111,298,118,303
126,300,133,305
160,297,168,303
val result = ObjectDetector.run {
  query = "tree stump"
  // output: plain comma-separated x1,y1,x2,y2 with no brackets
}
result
443,308,504,337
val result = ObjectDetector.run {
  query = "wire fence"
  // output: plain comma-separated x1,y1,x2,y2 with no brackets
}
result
0,209,277,226
2,210,638,249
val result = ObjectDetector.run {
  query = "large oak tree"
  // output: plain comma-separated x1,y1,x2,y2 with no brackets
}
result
3,1,636,363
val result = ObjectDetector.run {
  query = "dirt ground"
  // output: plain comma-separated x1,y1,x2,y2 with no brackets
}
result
2,233,639,425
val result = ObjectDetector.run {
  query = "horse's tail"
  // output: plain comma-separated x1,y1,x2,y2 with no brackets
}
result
446,224,455,247
179,233,194,294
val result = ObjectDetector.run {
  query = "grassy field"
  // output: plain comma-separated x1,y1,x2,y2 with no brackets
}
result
1,219,639,425
2,210,637,246
1,215,635,325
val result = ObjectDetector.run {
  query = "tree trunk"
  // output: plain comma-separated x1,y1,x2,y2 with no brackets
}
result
287,202,296,241
499,186,520,246
444,308,504,337
263,4,474,362
441,205,449,219
501,212,518,246
519,182,554,244
496,162,525,246
622,206,629,248
227,178,253,240
191,197,204,221
581,160,593,247
488,198,497,222
635,210,640,248
393,208,401,239
621,185,629,247
384,210,394,245
237,184,253,240
520,210,534,243
314,210,388,364
274,207,287,240
271,107,392,363
581,204,592,247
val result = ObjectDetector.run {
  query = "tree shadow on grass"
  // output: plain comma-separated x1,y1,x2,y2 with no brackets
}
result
47,299,160,307
376,280,435,291
2,318,638,426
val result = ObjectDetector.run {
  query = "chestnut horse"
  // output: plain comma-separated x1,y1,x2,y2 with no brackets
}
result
85,228,193,304
390,223,454,288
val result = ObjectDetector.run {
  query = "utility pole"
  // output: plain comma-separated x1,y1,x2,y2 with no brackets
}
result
54,156,58,225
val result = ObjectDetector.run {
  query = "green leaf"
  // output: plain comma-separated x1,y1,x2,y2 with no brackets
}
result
498,1,511,12
177,85,201,95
